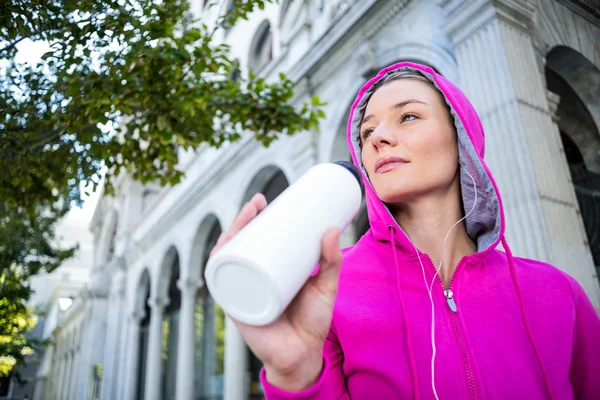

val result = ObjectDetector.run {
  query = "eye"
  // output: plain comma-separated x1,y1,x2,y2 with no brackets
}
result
360,127,374,140
400,113,418,122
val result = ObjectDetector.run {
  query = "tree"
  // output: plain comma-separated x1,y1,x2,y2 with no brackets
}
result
0,200,75,379
0,0,325,378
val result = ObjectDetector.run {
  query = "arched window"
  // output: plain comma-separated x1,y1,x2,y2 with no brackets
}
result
545,48,600,282
107,217,118,261
248,21,273,72
222,0,235,35
161,256,181,399
280,0,292,24
230,59,241,83
241,166,289,398
136,271,151,400
195,221,225,398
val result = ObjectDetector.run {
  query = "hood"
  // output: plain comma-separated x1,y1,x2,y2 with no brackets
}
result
346,62,505,257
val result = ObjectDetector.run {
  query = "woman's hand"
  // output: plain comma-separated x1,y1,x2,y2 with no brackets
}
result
210,193,343,391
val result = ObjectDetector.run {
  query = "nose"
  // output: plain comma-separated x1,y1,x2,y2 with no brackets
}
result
370,123,397,150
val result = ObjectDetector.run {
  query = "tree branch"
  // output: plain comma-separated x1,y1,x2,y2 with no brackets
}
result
0,35,30,55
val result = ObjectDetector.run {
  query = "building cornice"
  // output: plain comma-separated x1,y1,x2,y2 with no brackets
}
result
286,0,382,83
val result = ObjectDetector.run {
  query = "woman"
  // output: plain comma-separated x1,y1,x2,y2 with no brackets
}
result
211,62,600,399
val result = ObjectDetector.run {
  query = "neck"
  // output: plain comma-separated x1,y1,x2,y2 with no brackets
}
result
392,188,477,287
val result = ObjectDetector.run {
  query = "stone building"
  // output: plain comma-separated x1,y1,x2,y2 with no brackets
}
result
0,215,93,400
35,1,600,399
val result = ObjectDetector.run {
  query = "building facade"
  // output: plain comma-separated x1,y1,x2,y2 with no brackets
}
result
0,215,93,400
39,0,600,399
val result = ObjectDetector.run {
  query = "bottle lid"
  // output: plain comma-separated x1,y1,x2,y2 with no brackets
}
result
333,160,364,193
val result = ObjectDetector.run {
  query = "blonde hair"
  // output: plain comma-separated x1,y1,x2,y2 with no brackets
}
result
372,70,435,92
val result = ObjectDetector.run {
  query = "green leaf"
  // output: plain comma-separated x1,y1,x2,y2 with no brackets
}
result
157,115,171,132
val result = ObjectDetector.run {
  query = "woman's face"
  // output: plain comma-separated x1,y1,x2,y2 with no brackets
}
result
359,78,459,205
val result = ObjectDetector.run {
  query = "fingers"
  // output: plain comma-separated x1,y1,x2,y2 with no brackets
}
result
229,193,267,234
320,227,342,267
311,227,343,302
210,193,267,257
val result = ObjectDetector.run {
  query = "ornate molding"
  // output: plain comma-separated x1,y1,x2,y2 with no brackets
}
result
88,268,111,298
309,0,412,89
443,0,536,46
287,0,379,83
355,39,379,79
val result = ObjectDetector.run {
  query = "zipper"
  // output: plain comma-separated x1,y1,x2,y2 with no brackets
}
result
426,255,477,400
444,289,457,312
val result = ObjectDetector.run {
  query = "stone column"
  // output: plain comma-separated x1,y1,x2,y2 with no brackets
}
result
144,296,169,400
125,310,144,400
103,267,126,400
223,317,248,400
175,278,201,400
442,0,600,307
100,292,118,400
116,317,131,400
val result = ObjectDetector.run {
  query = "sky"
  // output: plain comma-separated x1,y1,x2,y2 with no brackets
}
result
15,39,101,223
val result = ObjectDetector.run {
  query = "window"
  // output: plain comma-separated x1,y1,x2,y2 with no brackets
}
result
195,222,225,399
248,21,273,72
161,258,181,399
222,0,235,34
90,364,103,400
0,377,11,396
280,0,292,23
230,59,241,83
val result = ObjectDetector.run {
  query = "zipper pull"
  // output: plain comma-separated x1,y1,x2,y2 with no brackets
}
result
444,289,457,312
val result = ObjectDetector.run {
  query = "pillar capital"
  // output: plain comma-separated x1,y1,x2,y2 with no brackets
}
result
130,309,146,323
443,0,535,45
176,277,203,297
148,296,169,312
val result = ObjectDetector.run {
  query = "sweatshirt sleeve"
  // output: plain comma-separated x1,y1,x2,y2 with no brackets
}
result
260,325,349,400
568,277,600,399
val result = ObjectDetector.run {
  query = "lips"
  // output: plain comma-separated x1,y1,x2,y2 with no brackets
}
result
375,156,409,173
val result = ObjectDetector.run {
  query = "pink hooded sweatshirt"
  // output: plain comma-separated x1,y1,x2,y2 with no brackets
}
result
260,62,600,399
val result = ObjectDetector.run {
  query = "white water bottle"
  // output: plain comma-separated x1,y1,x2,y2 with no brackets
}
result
205,161,363,326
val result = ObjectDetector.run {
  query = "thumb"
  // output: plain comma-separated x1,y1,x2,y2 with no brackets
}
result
310,227,343,303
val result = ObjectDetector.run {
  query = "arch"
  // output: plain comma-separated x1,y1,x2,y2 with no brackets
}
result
191,213,224,399
546,46,600,140
190,213,223,282
97,208,119,266
545,47,600,280
328,98,368,246
156,246,180,300
134,268,151,316
248,20,273,72
221,0,235,35
238,164,291,395
154,245,182,399
241,164,290,205
134,268,151,400
280,0,292,23
279,0,297,28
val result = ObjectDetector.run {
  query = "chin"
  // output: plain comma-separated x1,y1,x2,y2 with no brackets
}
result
372,178,424,205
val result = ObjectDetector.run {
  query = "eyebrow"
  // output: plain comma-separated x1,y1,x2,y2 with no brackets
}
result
361,99,428,125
